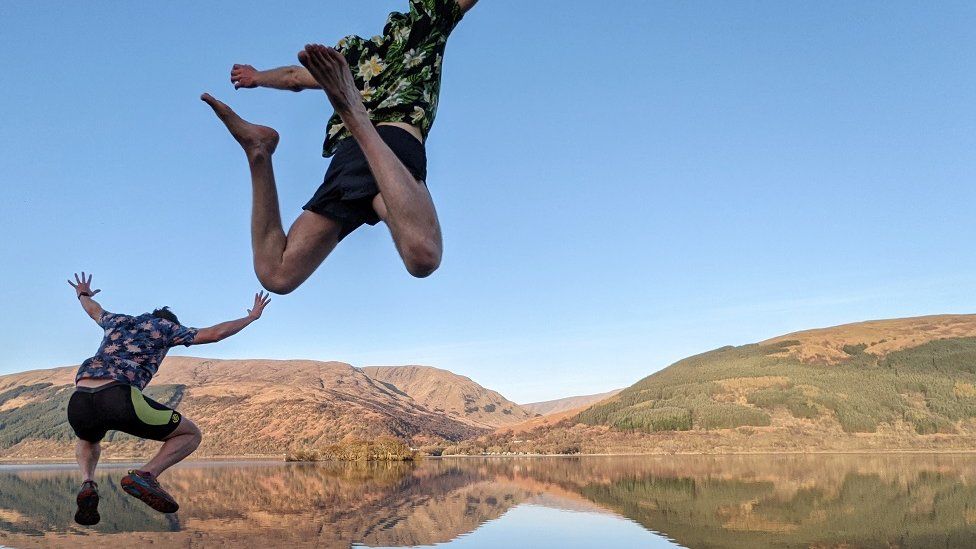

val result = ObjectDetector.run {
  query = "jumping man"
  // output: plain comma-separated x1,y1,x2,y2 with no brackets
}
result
66,273,271,525
202,0,479,294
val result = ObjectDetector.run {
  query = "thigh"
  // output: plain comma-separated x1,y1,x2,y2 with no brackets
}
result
370,183,438,224
103,385,183,442
67,391,107,443
279,211,343,280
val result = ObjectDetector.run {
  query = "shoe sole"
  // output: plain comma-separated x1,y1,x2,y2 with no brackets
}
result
120,475,179,513
74,492,100,526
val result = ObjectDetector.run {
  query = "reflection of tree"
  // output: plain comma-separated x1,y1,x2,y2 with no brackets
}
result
555,455,976,548
2,455,976,548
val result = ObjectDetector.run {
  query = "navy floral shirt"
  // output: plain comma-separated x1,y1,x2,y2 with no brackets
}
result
323,0,465,156
75,312,198,390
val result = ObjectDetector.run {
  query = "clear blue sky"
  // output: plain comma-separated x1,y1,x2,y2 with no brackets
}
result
1,1,974,403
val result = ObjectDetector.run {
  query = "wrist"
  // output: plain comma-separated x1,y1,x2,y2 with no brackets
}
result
77,292,92,300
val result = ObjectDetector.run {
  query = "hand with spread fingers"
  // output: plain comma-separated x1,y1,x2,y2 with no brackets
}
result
247,291,272,320
68,272,102,299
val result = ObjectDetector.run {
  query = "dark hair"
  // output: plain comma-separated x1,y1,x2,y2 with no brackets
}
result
152,307,180,324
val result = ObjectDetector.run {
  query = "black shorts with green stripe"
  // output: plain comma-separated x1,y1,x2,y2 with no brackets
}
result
67,381,182,442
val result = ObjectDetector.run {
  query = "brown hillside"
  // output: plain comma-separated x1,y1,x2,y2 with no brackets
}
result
522,389,622,417
0,357,485,459
363,365,532,429
499,405,593,434
762,313,976,364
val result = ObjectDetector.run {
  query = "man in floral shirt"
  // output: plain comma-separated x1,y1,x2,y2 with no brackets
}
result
66,273,270,524
202,0,478,294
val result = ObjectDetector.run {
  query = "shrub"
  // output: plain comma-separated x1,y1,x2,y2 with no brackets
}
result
843,343,869,356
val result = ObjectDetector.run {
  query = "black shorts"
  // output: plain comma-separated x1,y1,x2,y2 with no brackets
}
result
304,125,428,241
67,382,182,443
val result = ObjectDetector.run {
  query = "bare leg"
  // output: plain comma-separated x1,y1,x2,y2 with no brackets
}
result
140,419,202,477
76,440,100,482
202,93,343,293
299,46,443,277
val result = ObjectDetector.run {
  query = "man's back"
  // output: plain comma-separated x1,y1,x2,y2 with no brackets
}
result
77,312,198,390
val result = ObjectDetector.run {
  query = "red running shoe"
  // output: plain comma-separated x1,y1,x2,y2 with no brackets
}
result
74,479,100,526
120,470,179,513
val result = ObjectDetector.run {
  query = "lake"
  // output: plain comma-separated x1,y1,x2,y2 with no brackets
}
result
1,454,975,548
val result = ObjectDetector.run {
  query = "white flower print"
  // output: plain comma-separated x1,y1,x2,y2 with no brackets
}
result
411,106,426,124
403,48,426,69
357,55,386,80
360,82,376,102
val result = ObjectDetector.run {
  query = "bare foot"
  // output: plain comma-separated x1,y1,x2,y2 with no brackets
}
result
298,45,369,126
201,93,279,160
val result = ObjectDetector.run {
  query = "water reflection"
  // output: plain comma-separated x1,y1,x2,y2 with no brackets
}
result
0,455,974,548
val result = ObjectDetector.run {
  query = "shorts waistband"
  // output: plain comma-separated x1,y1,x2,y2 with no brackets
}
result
74,380,130,393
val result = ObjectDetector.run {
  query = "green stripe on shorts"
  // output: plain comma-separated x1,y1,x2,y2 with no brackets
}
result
130,386,174,426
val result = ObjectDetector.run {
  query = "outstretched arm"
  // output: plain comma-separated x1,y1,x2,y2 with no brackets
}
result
68,272,104,323
231,64,321,92
192,292,271,345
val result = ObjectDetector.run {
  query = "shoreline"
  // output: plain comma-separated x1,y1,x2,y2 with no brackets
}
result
4,449,976,465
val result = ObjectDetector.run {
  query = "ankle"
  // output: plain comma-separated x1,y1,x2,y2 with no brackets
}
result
246,147,273,164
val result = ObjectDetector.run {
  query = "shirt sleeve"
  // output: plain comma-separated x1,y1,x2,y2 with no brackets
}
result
168,323,198,347
98,311,129,329
409,0,464,33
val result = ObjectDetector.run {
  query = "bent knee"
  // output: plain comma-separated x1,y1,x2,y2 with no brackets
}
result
181,419,203,441
403,243,442,278
257,271,301,295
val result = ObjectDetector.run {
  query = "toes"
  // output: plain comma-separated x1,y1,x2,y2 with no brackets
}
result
324,48,346,66
201,93,231,115
309,46,333,69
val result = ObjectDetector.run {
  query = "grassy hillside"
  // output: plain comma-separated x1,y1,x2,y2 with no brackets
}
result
448,315,976,455
578,336,976,435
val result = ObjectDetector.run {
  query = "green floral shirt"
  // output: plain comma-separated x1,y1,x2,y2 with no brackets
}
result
323,0,464,157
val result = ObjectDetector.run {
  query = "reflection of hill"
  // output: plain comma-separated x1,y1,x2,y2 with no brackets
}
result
1,456,975,547
0,461,535,548
527,455,976,548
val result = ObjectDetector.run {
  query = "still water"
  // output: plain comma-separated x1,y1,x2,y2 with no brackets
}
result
1,455,975,548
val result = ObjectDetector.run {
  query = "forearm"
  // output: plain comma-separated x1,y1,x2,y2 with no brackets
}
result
208,316,256,341
258,66,321,91
78,295,103,321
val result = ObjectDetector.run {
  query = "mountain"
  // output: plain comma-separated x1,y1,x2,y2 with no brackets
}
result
0,357,500,459
455,314,976,454
522,390,622,417
362,366,532,428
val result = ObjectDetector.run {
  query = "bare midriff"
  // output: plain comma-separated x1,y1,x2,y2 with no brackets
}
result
376,122,423,144
76,377,115,388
